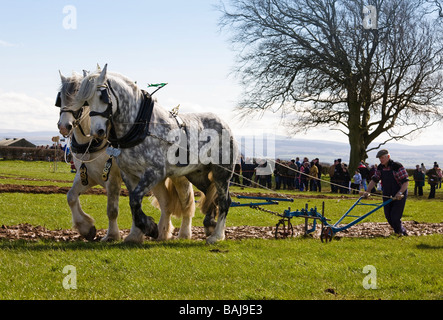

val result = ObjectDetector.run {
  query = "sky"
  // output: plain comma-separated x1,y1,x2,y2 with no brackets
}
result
0,0,442,148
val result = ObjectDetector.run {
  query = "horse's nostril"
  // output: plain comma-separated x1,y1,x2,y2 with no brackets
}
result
67,125,72,131
97,129,106,137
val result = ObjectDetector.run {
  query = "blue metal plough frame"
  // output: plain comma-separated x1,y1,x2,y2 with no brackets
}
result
280,196,393,242
230,195,294,208
231,194,393,242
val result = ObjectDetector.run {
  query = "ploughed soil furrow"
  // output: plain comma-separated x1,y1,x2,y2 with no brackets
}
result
1,222,442,242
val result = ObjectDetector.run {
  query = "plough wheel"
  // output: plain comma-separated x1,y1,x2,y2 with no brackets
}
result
320,226,334,243
275,218,293,239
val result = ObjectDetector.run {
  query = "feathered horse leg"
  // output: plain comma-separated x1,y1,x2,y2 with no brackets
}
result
67,173,96,241
102,163,122,242
124,168,160,243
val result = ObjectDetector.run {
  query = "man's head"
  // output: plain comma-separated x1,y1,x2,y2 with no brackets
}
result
376,149,390,166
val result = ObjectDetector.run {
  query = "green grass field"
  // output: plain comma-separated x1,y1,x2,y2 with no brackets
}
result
0,160,442,300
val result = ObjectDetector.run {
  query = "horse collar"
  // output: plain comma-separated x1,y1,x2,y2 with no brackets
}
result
71,135,108,154
108,90,154,149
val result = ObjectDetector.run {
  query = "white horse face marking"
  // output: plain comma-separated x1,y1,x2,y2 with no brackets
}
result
58,110,76,136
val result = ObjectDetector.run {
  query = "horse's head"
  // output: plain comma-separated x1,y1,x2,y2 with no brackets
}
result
74,64,119,139
56,71,87,137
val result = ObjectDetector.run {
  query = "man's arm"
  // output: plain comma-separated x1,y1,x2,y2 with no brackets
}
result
362,180,407,200
395,181,409,200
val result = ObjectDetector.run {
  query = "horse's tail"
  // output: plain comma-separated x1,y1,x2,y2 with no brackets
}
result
199,171,219,218
151,177,194,218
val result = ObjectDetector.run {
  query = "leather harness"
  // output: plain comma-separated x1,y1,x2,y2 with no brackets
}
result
89,80,155,149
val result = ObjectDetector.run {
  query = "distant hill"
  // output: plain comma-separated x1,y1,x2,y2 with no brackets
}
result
239,135,442,169
1,130,441,169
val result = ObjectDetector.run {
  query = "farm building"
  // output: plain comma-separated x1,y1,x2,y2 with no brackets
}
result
0,138,63,161
0,138,36,148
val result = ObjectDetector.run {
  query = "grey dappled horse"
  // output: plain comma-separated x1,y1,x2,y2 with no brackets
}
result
72,64,238,244
57,70,195,242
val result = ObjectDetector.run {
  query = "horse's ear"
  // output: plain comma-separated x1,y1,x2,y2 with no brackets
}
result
96,63,101,72
97,64,107,85
82,69,89,77
59,70,67,82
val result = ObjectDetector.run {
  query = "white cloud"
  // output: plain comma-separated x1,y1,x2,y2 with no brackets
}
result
0,40,19,47
0,92,58,132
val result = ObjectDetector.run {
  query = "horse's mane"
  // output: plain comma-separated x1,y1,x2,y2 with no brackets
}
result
74,71,139,109
60,72,83,105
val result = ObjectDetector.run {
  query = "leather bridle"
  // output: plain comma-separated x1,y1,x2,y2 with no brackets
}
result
88,80,120,119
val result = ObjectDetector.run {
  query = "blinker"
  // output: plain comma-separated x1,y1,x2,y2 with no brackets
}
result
55,92,62,107
89,81,119,119
100,89,110,104
55,91,89,107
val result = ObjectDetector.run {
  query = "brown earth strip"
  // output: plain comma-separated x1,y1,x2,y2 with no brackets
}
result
0,183,129,196
1,221,442,242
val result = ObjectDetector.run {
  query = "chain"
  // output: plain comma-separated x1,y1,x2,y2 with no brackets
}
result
250,205,284,217
147,132,174,146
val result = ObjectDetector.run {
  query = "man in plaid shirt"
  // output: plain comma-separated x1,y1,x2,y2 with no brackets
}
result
363,149,409,236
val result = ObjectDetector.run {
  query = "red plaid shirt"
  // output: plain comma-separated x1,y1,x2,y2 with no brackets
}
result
372,160,409,186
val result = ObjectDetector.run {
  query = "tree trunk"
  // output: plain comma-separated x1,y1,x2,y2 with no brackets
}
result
348,134,367,175
347,88,368,173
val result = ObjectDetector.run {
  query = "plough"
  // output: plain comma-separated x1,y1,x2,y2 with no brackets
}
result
231,194,394,242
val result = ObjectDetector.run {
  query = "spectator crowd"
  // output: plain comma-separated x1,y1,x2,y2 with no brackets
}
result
230,155,442,199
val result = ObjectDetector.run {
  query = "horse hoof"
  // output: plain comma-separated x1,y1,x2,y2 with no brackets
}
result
124,234,143,244
146,223,159,239
157,231,173,241
142,216,158,239
206,235,218,245
177,231,192,240
84,226,97,241
100,234,121,242
206,232,225,244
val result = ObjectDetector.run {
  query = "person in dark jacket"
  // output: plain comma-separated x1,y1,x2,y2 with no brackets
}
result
274,159,283,190
299,162,310,191
329,159,338,193
342,163,351,194
333,159,346,193
314,158,322,192
413,165,425,196
358,161,370,191
287,159,297,190
241,156,257,187
426,164,440,199
363,149,409,236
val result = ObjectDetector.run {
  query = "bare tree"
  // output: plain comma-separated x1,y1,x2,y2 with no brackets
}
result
424,0,443,17
220,0,443,171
